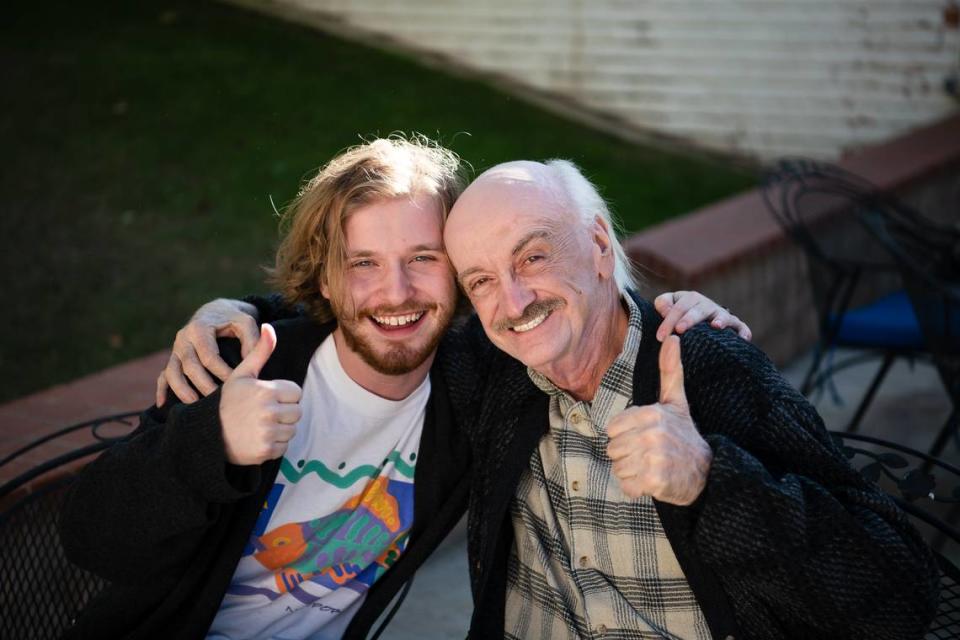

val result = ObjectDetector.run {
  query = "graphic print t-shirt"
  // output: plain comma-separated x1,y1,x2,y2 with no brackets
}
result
208,335,428,640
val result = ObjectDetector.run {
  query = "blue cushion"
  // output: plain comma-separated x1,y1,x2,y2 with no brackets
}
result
831,291,924,349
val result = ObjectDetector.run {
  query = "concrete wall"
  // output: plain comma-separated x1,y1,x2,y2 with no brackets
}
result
253,0,960,160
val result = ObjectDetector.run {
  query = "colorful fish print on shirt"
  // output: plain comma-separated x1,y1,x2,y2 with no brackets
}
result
227,476,414,603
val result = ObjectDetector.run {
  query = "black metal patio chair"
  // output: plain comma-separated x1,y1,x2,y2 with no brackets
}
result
832,431,960,639
762,160,954,435
0,412,139,640
858,205,960,457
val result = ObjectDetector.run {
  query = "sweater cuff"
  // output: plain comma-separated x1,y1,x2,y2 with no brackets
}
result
163,390,261,502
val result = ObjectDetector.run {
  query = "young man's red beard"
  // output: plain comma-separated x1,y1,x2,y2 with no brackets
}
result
334,300,455,375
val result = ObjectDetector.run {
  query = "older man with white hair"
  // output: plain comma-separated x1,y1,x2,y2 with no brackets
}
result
441,159,938,640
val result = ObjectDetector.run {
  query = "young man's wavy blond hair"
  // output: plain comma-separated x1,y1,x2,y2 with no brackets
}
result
269,135,466,324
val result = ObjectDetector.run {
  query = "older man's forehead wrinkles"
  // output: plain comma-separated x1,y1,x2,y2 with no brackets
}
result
511,229,552,257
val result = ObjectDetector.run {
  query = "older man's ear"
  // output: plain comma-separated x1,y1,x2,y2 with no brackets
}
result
591,216,617,279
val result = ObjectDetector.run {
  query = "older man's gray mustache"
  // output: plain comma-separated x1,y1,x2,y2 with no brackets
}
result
493,298,565,332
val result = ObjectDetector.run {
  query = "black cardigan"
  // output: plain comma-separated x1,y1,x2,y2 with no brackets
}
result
60,317,471,639
82,293,936,639
442,294,939,640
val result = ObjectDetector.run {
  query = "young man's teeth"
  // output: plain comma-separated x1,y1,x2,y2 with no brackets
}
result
513,313,548,333
373,312,424,327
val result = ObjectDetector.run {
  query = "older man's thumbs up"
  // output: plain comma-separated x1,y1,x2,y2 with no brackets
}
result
219,324,302,466
606,335,712,505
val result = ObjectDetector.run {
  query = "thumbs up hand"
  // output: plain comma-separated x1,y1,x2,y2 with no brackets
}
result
219,324,303,466
606,335,712,505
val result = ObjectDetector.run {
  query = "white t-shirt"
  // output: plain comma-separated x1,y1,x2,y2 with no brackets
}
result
208,335,429,640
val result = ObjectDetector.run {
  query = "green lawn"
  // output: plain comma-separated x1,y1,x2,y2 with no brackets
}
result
0,0,753,403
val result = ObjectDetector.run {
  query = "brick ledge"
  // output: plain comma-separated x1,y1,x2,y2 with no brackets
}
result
0,350,167,484
624,113,960,286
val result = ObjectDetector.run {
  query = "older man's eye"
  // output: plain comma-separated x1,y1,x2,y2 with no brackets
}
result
351,260,374,268
469,277,490,292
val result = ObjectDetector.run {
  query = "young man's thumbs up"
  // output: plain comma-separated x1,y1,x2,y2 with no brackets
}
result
219,324,303,466
606,336,712,505
232,323,277,379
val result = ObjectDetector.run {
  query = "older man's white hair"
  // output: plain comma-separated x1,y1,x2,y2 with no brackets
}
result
545,159,638,293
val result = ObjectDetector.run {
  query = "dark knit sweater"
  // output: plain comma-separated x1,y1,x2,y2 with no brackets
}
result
90,293,937,639
59,317,471,639
441,294,939,640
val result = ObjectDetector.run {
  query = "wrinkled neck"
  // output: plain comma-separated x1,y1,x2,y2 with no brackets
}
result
536,292,627,402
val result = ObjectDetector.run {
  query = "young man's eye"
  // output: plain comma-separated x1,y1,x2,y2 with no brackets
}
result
412,255,436,263
351,260,374,268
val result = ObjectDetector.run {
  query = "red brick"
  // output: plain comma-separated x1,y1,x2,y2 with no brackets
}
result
0,351,166,464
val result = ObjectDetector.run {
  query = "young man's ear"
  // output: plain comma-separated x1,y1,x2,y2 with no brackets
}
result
319,274,330,301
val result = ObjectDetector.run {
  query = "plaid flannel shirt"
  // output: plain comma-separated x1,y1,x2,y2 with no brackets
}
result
505,295,710,640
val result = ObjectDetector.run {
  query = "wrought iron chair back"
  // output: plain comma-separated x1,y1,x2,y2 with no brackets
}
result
0,412,139,640
762,160,946,435
857,207,960,457
833,431,960,638
763,160,898,339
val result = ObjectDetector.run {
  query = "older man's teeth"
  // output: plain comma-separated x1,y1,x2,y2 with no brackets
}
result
373,312,424,327
512,313,548,333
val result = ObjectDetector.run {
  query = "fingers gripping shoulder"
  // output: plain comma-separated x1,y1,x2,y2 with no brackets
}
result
161,336,248,405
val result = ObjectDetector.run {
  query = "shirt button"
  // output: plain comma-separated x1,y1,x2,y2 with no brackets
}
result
570,413,582,425
596,624,607,636
571,480,580,492
578,555,589,568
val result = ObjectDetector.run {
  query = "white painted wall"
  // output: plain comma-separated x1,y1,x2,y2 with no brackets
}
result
272,0,960,159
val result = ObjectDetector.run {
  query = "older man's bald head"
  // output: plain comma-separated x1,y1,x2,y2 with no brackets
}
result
447,159,635,293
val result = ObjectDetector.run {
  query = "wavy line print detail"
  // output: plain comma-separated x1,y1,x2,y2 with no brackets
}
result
278,450,415,487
